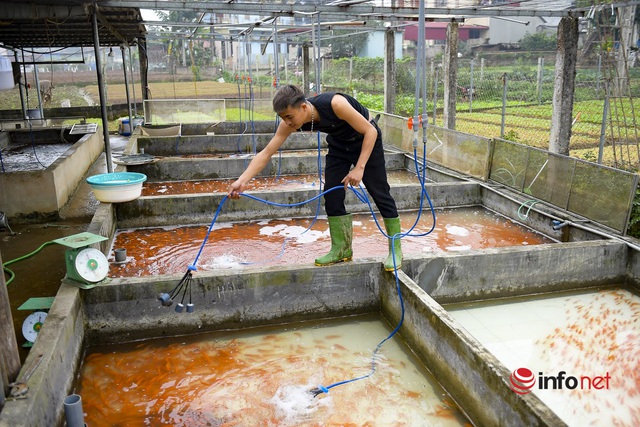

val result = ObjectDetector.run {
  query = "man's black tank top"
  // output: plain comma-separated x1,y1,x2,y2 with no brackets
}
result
298,92,371,147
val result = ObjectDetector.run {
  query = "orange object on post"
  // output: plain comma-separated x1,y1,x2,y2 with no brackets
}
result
407,116,423,130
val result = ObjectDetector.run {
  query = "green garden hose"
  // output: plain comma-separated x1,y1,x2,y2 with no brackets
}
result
3,241,57,286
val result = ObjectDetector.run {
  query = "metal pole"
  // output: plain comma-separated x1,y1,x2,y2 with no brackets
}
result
598,85,609,164
32,65,44,120
422,18,428,145
128,44,138,116
469,60,474,112
596,53,601,96
315,13,321,94
92,5,113,173
273,20,279,88
121,46,133,134
15,51,27,120
537,57,544,105
501,73,507,139
412,0,425,148
433,64,438,125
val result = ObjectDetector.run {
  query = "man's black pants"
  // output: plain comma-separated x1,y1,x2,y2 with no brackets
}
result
322,127,399,218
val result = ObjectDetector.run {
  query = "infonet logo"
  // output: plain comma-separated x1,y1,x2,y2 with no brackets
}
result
509,367,611,395
510,368,537,394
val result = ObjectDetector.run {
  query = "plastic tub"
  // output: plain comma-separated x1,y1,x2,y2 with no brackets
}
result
86,172,147,203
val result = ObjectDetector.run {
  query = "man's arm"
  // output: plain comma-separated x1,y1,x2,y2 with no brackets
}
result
331,95,378,188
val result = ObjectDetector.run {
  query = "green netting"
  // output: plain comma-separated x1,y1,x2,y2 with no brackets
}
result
377,113,491,180
143,99,227,125
428,127,491,180
568,162,636,232
490,138,637,233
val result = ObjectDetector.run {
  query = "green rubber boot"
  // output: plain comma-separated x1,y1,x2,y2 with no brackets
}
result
383,217,403,271
315,214,353,266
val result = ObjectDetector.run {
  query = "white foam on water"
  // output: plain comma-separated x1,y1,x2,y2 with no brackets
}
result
445,224,469,237
259,224,325,244
200,254,244,269
209,222,234,231
282,226,324,244
445,245,472,252
269,381,333,426
259,224,288,236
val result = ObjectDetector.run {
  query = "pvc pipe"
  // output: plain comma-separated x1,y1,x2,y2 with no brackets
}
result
63,394,85,427
114,248,127,263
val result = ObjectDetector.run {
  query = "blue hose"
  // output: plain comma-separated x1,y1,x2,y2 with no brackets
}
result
181,105,436,394
184,142,435,396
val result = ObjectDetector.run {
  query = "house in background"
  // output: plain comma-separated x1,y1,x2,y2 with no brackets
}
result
403,22,489,59
358,29,404,60
464,16,561,45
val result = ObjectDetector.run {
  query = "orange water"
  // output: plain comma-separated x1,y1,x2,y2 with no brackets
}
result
141,170,419,196
76,314,472,426
108,207,552,277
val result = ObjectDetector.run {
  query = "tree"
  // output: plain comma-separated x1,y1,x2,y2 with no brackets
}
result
328,30,370,58
519,32,557,51
154,10,202,72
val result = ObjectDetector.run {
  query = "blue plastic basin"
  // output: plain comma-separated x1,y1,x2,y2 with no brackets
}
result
86,172,147,203
86,172,147,187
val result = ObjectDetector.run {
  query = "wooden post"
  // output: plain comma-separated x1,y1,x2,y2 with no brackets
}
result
303,43,310,97
384,27,396,115
549,16,578,155
0,250,22,403
443,22,459,130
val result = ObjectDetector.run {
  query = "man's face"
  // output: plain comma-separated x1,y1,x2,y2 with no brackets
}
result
278,103,307,130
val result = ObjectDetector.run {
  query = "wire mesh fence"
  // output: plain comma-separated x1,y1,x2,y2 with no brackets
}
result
1,42,637,172
328,52,640,172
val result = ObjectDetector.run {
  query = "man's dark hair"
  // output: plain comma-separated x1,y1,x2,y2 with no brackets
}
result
273,84,306,113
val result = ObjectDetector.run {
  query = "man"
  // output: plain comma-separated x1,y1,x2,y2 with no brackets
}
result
228,84,402,271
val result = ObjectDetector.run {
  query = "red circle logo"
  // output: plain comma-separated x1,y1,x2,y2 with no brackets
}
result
510,367,536,394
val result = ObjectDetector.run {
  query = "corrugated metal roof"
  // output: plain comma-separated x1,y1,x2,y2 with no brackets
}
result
0,1,146,50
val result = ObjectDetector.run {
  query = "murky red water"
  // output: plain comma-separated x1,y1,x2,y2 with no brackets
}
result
142,170,420,196
76,314,471,426
108,207,552,278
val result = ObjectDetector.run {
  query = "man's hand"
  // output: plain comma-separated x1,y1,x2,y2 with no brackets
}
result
228,180,246,199
341,167,364,189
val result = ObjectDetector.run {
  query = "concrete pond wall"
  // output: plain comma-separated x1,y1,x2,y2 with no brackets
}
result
0,128,103,220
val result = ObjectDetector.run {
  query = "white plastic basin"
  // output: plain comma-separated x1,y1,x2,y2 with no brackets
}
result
86,172,147,203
